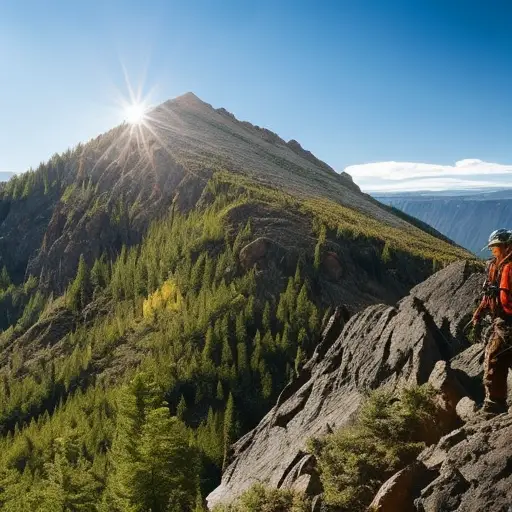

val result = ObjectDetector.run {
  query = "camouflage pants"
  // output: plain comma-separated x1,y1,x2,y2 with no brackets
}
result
484,318,512,405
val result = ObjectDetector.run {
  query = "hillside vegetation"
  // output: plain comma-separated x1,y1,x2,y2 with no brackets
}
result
0,93,473,510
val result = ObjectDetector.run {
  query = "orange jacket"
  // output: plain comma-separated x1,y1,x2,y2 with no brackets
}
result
476,257,512,319
500,262,512,315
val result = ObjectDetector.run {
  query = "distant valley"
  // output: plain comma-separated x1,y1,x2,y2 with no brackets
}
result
375,189,512,255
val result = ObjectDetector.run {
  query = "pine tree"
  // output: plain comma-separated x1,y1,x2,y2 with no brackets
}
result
216,380,224,401
260,364,273,400
176,395,187,420
134,409,199,511
203,257,213,287
37,436,100,511
280,323,292,354
101,373,160,511
221,337,233,368
296,284,309,330
235,312,247,344
202,325,215,366
250,331,262,372
91,256,108,295
223,393,235,471
294,261,302,286
314,224,326,270
262,301,271,331
0,266,11,289
294,346,306,375
67,255,91,312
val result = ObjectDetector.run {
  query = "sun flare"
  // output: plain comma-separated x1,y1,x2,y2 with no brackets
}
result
124,102,147,125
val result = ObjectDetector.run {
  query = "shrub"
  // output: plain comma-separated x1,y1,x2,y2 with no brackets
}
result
311,385,439,512
213,484,310,512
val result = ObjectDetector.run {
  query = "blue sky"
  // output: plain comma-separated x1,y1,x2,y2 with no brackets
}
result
2,0,512,191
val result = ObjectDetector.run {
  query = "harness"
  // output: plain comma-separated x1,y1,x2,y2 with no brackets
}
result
482,250,512,319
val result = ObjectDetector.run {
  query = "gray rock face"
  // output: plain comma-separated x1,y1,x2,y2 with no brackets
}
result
207,261,484,508
416,415,512,511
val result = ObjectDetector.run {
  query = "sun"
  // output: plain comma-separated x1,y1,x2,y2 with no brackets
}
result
124,102,147,125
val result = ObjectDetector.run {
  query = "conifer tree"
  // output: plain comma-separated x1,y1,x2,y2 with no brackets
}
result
314,224,326,270
294,261,302,285
260,364,273,400
37,436,100,511
295,346,306,375
202,325,215,366
0,266,11,289
176,395,187,420
296,284,309,330
236,342,248,374
68,255,91,312
135,409,199,511
250,331,262,372
223,393,235,471
235,312,246,344
221,337,233,368
216,380,224,401
101,373,159,511
262,301,271,331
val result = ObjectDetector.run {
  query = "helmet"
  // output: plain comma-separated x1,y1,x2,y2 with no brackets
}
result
486,229,512,249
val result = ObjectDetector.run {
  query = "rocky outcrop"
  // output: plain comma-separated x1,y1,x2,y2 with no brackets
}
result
239,237,284,270
415,414,512,511
207,261,484,508
369,461,437,512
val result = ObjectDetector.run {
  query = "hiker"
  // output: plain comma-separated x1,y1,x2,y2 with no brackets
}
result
472,229,512,415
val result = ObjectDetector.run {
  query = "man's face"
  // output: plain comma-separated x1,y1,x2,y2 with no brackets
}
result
491,245,506,259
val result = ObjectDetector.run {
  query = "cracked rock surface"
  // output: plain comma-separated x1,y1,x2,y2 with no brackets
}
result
416,414,512,511
207,261,483,508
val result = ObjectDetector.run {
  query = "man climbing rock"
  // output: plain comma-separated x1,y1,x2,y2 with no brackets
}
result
472,229,512,416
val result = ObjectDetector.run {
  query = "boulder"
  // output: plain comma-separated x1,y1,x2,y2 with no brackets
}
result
239,237,280,269
427,360,465,435
415,414,512,511
455,396,478,423
368,461,436,512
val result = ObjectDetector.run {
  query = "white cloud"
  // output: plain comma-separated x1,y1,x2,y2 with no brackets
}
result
344,159,512,192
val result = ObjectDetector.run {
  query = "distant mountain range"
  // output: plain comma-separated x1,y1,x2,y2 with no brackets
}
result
375,189,512,254
0,172,14,181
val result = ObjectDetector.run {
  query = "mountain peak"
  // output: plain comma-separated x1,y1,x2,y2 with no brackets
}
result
165,91,207,109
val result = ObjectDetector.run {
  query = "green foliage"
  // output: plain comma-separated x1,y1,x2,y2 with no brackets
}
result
210,171,471,263
212,484,310,512
311,385,439,512
0,168,468,510
67,255,91,312
381,242,392,264
314,224,326,270
0,266,11,289
102,374,200,512
223,393,236,470
16,291,46,331
0,276,45,333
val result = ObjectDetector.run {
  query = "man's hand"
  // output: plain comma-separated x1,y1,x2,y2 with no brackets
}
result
472,311,481,326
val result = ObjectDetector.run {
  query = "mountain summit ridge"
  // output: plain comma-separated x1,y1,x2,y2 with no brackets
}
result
0,92,469,292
